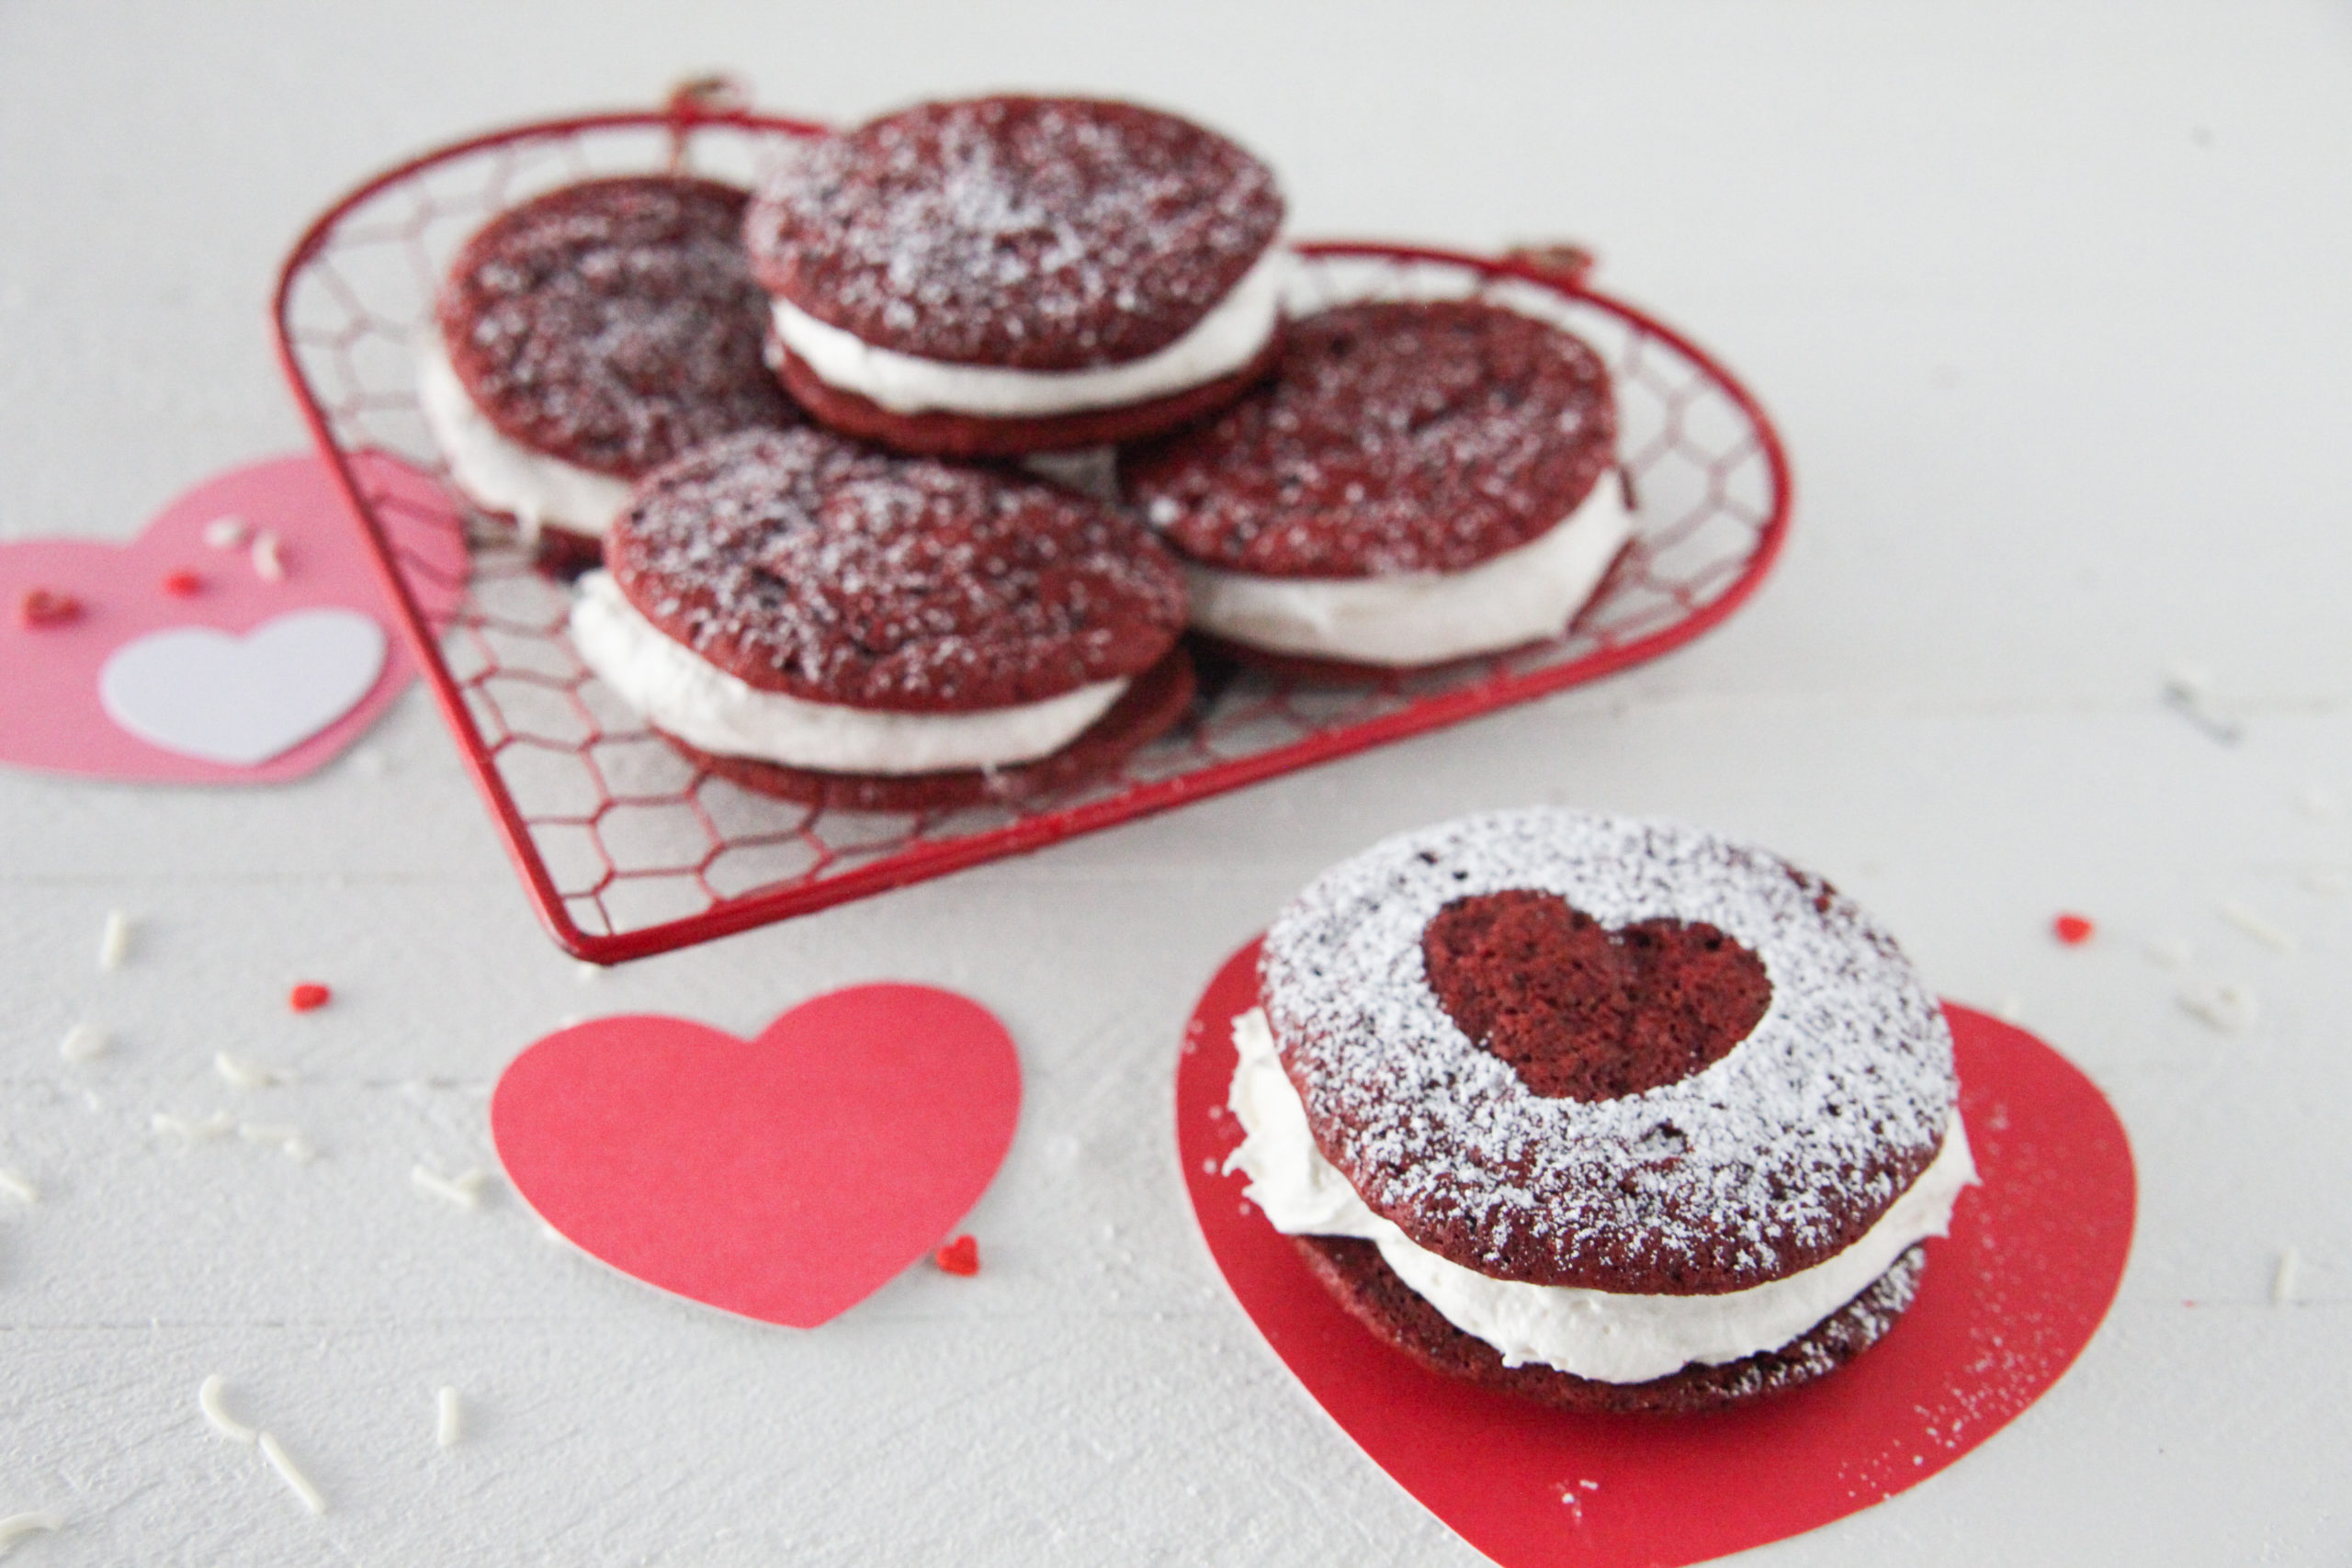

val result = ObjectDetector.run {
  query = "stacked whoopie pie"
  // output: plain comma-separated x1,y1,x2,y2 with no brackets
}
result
424,93,1635,804
1227,809,1978,1413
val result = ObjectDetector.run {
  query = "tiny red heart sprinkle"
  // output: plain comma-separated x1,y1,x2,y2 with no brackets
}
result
934,1235,980,1276
162,570,204,597
18,588,82,627
288,982,332,1012
2052,913,2095,945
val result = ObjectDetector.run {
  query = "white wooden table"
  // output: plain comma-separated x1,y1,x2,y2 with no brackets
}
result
2,2,2345,1562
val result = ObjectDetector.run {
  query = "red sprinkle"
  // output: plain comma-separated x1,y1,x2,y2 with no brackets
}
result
288,982,332,1012
162,570,204,597
2052,913,2095,946
933,1235,979,1276
17,589,82,627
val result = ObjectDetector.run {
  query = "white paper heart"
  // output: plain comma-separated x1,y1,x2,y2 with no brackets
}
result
97,609,389,767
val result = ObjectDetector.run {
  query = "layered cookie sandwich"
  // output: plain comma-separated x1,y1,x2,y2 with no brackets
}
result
571,427,1192,811
1226,809,1976,1413
1123,299,1631,671
742,96,1286,457
423,176,797,550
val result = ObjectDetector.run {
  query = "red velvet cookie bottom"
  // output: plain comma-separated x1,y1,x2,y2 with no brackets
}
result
770,333,1283,458
659,648,1194,812
1293,1235,1927,1416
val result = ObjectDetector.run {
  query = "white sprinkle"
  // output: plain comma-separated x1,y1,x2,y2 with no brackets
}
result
251,532,287,582
198,1374,257,1446
215,1052,285,1089
2272,1247,2301,1305
574,961,604,985
0,1514,62,1554
2143,936,2193,969
2178,982,2257,1033
2297,785,2339,820
2220,900,2295,953
256,1431,326,1515
237,1122,316,1162
97,910,132,971
412,1165,488,1209
1996,994,2025,1025
0,1168,39,1203
2303,870,2348,896
57,1021,107,1063
435,1386,463,1448
153,1111,235,1143
201,515,251,549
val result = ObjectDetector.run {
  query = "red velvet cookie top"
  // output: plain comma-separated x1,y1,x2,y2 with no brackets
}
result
606,428,1187,712
437,176,796,477
1123,300,1617,578
743,96,1283,371
1261,811,1957,1295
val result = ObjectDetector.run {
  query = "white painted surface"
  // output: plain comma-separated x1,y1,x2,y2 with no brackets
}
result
1,3,2346,1563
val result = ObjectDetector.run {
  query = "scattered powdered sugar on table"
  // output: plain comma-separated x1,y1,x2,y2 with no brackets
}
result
1261,809,1956,1293
745,96,1283,370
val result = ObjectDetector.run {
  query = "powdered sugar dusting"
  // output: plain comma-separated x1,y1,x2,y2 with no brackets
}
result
606,428,1185,711
1126,300,1618,578
1261,810,1955,1293
438,176,795,477
746,97,1283,371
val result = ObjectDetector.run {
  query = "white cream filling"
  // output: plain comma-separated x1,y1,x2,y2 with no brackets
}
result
770,245,1291,418
416,339,637,540
1224,1007,1978,1384
1171,473,1633,666
570,570,1128,774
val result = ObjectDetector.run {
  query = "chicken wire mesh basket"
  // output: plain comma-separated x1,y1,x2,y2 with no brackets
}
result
274,106,1791,962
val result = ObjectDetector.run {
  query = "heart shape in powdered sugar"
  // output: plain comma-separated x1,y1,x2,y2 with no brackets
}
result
1419,890,1771,1100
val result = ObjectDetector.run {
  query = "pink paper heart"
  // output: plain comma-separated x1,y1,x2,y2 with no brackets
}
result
492,986,1022,1327
1177,938,2135,1568
0,452,465,783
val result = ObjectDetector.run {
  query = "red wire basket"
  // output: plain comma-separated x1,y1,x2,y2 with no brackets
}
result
272,104,1792,963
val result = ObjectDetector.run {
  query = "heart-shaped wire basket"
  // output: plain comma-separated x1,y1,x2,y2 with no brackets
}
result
273,102,1792,962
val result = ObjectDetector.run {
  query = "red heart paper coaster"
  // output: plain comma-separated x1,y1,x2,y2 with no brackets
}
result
0,452,465,783
492,985,1021,1327
1178,939,2135,1568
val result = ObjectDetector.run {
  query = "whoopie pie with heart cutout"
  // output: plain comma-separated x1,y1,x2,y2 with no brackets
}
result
1224,808,1978,1413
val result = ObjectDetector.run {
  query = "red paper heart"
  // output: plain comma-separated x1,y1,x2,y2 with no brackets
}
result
1178,939,2134,1568
0,453,465,784
492,985,1021,1327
